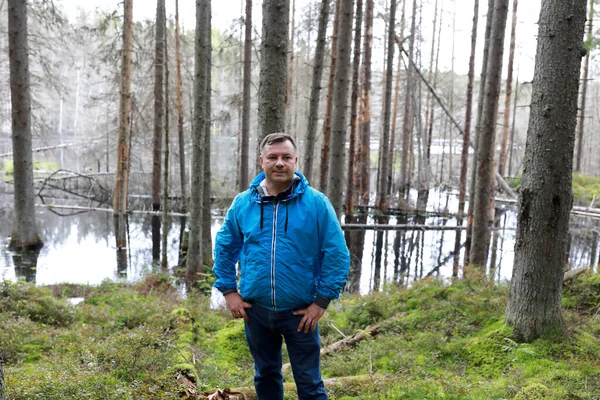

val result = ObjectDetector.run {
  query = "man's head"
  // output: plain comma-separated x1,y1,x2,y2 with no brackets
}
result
259,133,298,193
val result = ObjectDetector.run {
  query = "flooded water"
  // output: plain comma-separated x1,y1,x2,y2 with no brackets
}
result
1,190,599,295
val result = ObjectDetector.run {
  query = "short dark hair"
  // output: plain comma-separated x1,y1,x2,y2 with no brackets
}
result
260,132,297,153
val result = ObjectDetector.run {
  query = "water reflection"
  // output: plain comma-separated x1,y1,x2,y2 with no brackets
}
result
1,191,599,294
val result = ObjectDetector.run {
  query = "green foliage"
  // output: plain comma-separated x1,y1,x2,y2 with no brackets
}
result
3,274,600,398
572,172,600,207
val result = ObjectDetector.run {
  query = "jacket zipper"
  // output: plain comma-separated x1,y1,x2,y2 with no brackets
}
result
271,200,279,310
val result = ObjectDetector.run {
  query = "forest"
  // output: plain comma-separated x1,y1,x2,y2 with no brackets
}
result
1,0,600,398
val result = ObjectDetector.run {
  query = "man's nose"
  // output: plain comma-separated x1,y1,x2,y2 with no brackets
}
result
275,158,284,166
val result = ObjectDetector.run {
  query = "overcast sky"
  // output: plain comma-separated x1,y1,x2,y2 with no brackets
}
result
58,0,542,81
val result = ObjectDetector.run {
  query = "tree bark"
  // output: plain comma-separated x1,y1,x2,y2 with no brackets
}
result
344,0,363,221
114,0,133,220
0,358,5,400
466,0,494,262
399,0,417,200
257,0,289,155
161,5,170,271
303,0,329,184
8,0,42,250
187,0,209,286
498,0,518,177
327,0,355,218
505,0,586,342
574,0,594,172
152,0,166,211
240,0,252,191
358,0,373,209
175,0,187,211
319,0,341,193
458,0,479,217
469,0,509,268
375,0,396,220
203,1,213,268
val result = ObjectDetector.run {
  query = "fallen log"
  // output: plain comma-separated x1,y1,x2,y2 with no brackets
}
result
281,312,407,375
563,267,589,282
201,374,393,400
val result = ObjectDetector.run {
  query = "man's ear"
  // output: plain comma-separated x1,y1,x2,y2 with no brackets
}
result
259,155,264,168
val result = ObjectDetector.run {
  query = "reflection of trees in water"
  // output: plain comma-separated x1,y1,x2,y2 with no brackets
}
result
12,249,41,283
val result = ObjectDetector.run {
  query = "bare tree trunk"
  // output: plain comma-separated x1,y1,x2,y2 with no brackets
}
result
161,13,170,271
505,0,586,342
240,0,252,191
358,0,373,210
327,0,355,218
203,1,213,268
187,0,209,286
152,0,166,211
498,0,518,176
575,0,594,172
399,0,417,200
319,0,340,193
376,0,397,219
465,0,494,262
257,0,289,155
8,0,42,250
507,75,519,177
0,357,5,400
304,0,329,184
286,0,296,137
470,0,509,267
458,0,479,217
345,0,363,221
175,0,187,211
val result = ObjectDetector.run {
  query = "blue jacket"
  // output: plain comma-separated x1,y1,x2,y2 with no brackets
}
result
213,171,350,311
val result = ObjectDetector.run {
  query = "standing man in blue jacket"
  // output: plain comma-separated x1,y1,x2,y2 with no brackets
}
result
213,132,350,399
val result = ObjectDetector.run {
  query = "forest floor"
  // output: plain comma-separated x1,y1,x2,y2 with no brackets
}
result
2,269,600,399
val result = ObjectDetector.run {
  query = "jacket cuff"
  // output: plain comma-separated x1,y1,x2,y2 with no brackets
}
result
220,288,238,295
314,293,331,309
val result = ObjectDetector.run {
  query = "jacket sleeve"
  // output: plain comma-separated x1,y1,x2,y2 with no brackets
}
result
315,194,350,308
213,195,244,294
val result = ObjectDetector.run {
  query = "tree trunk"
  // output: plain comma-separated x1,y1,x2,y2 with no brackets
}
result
507,75,519,177
458,0,479,217
0,358,5,400
8,0,42,250
574,0,594,172
319,0,340,193
257,0,289,154
203,1,213,268
505,0,586,342
469,0,509,268
498,0,518,176
303,0,329,184
376,0,396,221
175,0,187,211
327,0,355,218
399,0,417,200
286,0,295,136
240,0,252,191
152,0,166,211
358,0,373,210
187,0,209,286
465,0,494,262
161,7,170,271
344,0,363,221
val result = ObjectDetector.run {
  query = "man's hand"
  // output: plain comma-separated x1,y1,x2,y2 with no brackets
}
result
293,303,325,333
224,292,252,321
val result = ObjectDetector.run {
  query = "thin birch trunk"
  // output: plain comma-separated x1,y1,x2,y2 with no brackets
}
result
161,6,170,270
575,0,594,172
508,75,519,177
203,1,213,267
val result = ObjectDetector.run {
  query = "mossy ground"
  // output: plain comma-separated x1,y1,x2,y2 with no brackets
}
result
2,271,600,399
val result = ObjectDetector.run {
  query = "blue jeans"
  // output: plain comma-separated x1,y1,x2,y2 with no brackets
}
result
244,304,327,400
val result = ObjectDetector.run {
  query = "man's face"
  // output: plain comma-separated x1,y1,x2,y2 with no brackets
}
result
259,140,298,189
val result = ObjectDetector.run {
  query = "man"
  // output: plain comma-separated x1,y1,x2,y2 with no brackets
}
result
213,132,350,399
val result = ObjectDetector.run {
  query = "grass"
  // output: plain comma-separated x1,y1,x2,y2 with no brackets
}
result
2,271,600,399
